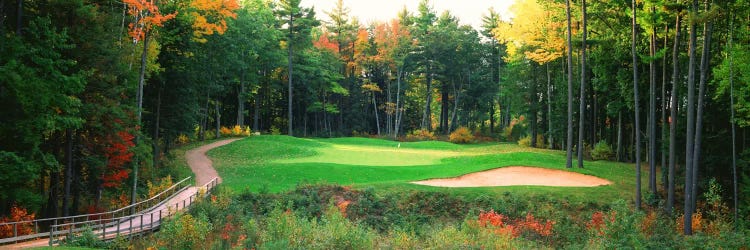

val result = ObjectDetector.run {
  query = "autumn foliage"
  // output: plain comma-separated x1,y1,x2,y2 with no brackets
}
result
0,205,35,237
473,210,555,238
190,0,240,42
314,32,339,53
124,0,177,42
101,131,135,188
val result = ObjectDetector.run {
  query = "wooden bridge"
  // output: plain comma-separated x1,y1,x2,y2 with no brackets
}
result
0,138,239,249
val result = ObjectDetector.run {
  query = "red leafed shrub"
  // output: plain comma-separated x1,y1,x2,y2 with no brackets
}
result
516,212,555,237
0,205,36,237
478,209,506,227
102,131,134,188
586,211,616,236
475,210,556,239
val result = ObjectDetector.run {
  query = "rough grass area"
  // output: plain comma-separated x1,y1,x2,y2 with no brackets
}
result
208,135,646,205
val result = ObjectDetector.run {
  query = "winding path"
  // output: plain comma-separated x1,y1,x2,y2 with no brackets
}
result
6,138,241,249
186,138,241,186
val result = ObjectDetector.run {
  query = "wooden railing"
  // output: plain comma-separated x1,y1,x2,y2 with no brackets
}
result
0,176,198,245
46,177,220,246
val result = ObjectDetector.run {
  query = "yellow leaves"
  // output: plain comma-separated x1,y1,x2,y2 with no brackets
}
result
361,82,382,92
492,0,565,64
190,0,240,43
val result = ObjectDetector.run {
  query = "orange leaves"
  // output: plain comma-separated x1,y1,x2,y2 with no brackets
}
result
190,0,240,43
124,0,177,42
475,210,556,239
0,205,35,237
314,32,339,53
586,210,617,236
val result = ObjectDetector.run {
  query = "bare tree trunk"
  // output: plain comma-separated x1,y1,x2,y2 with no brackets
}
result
422,65,433,131
547,63,553,149
684,0,699,235
153,87,161,168
565,0,574,168
394,68,403,138
649,7,658,196
215,100,221,139
578,0,587,168
661,23,669,198
531,64,538,148
254,71,263,132
617,111,623,162
667,14,681,213
132,30,150,208
632,0,642,210
63,129,73,217
373,92,381,136
15,0,21,35
288,14,294,136
451,71,466,131
238,74,245,127
728,12,738,228
692,6,713,209
387,77,392,136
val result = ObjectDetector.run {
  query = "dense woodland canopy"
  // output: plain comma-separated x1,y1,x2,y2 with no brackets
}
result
1,0,749,235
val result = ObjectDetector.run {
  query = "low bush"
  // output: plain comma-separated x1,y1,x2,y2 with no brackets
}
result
139,184,749,249
154,213,212,249
405,129,436,141
270,126,281,135
175,134,190,145
591,140,614,161
518,136,531,147
517,135,545,148
449,127,475,144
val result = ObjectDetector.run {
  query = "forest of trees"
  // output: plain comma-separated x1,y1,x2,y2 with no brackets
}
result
1,0,749,236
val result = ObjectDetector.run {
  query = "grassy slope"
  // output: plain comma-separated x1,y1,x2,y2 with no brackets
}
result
208,135,646,204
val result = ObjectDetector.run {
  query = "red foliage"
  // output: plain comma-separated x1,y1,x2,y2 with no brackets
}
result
0,205,36,238
586,211,616,236
475,210,556,239
101,131,135,188
517,212,555,237
314,31,339,53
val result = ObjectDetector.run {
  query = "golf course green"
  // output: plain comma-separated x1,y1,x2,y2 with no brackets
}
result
208,135,643,203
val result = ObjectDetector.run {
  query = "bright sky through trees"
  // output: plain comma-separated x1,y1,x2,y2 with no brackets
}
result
301,0,514,29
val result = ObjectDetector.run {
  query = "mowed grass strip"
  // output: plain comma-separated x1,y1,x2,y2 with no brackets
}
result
208,135,645,204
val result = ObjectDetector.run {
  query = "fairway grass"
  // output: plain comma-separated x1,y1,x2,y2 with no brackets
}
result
208,135,646,204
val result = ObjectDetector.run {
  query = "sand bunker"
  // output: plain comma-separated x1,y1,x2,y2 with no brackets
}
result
412,166,612,187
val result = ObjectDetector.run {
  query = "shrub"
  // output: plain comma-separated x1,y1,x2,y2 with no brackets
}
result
270,126,281,135
518,136,531,147
449,127,474,144
0,205,35,238
517,135,545,148
204,130,216,139
176,134,190,144
155,213,212,249
405,129,436,141
220,126,233,136
146,175,173,198
591,140,614,161
62,227,109,248
220,125,251,137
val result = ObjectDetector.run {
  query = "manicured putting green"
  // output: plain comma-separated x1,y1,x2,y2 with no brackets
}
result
207,135,641,203
275,143,478,166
